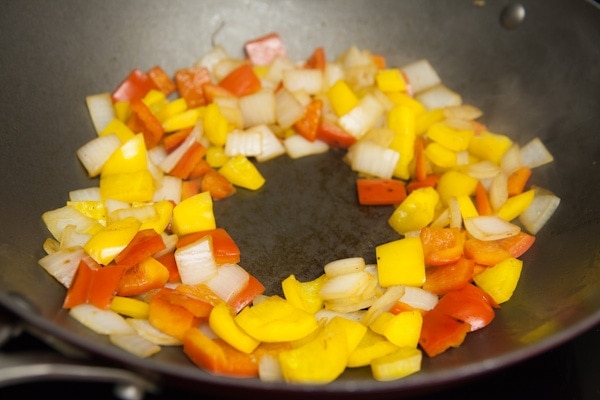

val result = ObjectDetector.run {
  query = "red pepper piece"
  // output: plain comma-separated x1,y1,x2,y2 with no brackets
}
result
293,99,323,142
356,178,407,206
434,283,496,332
175,67,211,108
111,69,157,103
316,120,357,148
127,100,165,149
114,229,166,267
147,65,176,96
419,308,471,357
244,32,286,66
218,64,262,97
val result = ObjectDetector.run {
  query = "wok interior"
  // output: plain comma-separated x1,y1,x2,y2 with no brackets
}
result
1,0,599,397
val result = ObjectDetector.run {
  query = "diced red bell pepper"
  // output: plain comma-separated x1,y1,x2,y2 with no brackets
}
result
244,32,286,66
406,174,440,193
464,238,511,266
419,308,471,357
293,99,323,142
475,181,493,216
169,141,207,180
177,228,241,265
227,274,266,313
148,288,202,340
201,169,236,200
303,46,326,71
420,226,465,267
356,178,407,206
434,283,496,332
316,120,357,148
114,229,166,267
155,251,180,283
163,127,193,153
116,257,170,297
175,67,212,108
423,257,475,295
112,69,157,103
127,100,165,149
202,82,235,104
218,64,262,97
63,259,125,310
147,65,177,96
496,231,536,258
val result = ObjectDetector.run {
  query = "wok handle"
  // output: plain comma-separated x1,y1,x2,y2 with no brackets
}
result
0,306,158,400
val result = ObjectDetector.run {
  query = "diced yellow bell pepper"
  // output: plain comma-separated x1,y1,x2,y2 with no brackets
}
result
99,170,155,203
427,122,474,152
209,302,260,354
495,189,535,221
162,108,203,133
424,142,457,168
347,328,400,368
205,146,229,168
281,274,326,314
278,316,366,384
101,134,148,176
386,92,426,117
415,108,445,135
113,101,131,122
376,237,425,287
203,103,230,146
110,295,150,319
67,200,106,223
370,347,422,381
473,257,523,304
83,216,141,265
234,295,319,343
154,97,188,123
138,200,173,234
99,118,136,143
456,194,479,219
388,187,439,235
375,69,407,93
219,154,265,190
368,310,423,348
171,191,216,237
388,105,416,180
142,89,168,114
327,79,359,117
468,131,513,164
436,170,478,205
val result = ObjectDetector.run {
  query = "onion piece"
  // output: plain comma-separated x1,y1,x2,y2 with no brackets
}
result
258,355,284,382
466,160,501,180
70,304,136,335
444,104,483,121
152,175,182,204
127,318,182,346
239,90,276,128
275,87,305,129
400,59,441,94
42,205,97,242
398,286,438,311
109,333,161,358
415,84,462,110
158,133,196,173
325,296,375,313
338,94,385,139
347,140,400,179
253,125,286,162
361,285,406,326
520,137,554,168
69,187,101,202
283,135,329,159
38,245,87,287
174,236,218,285
205,263,250,302
224,129,263,157
464,215,521,241
519,186,561,235
324,257,366,277
489,171,509,211
76,133,122,177
323,63,345,90
314,309,366,324
500,144,523,175
319,271,372,300
448,196,462,229
85,92,115,133
59,224,91,249
283,68,323,95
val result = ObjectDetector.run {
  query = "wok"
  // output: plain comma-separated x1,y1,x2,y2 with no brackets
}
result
1,0,599,398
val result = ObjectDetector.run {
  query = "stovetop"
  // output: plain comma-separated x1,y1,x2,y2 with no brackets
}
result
1,318,598,400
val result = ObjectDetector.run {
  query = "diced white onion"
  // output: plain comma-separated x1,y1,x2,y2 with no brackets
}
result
194,45,229,79
253,125,286,162
283,68,324,95
323,63,345,90
69,187,101,202
314,309,366,324
109,333,161,358
224,129,263,157
38,245,87,287
398,286,438,311
489,171,509,211
500,144,523,175
85,92,115,133
431,207,451,228
348,140,400,179
323,257,366,277
239,90,276,128
263,56,296,85
108,203,156,225
466,160,502,180
275,87,305,129
400,59,441,94
258,355,284,382
42,205,97,241
519,186,561,235
520,137,554,169
464,215,521,241
444,104,483,121
325,296,375,313
42,238,60,255
205,263,250,302
338,94,385,139
319,271,372,300
415,84,462,110
70,304,136,335
152,175,182,204
154,233,178,259
448,196,462,229
361,285,406,326
174,236,218,285
127,318,182,346
59,224,91,249
283,135,329,159
213,58,246,82
76,133,121,177
158,133,196,173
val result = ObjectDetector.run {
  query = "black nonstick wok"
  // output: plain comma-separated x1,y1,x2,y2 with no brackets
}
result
1,0,599,399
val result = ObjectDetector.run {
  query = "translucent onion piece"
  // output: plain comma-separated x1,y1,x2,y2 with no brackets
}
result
108,203,157,225
325,296,375,313
275,87,305,129
283,68,324,95
520,137,554,169
338,94,385,139
323,63,345,90
224,129,263,157
155,233,178,259
283,135,329,159
398,286,438,311
415,84,462,111
253,125,286,163
314,309,366,324
42,238,60,255
489,171,509,211
85,92,115,133
152,175,182,204
319,271,372,300
59,224,91,249
42,205,97,242
127,318,182,346
109,333,161,358
158,133,196,173
76,133,121,177
194,45,229,78
448,197,462,229
69,187,101,202
519,186,561,235
174,236,218,285
431,207,451,228
205,263,250,302
323,257,366,277
239,90,276,128
348,140,400,179
361,285,406,326
264,56,296,85
444,104,483,121
466,160,502,180
38,245,87,287
258,355,284,382
400,59,441,94
500,144,523,175
70,304,136,335
464,215,521,241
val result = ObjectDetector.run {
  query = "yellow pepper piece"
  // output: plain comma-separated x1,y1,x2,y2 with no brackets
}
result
110,296,150,319
162,108,203,133
327,80,359,117
281,274,326,314
388,187,439,235
99,118,136,143
67,201,106,223
375,69,407,92
278,316,366,384
370,347,422,381
376,236,425,287
83,216,141,265
154,97,188,123
347,328,400,368
424,142,457,168
468,131,513,164
171,191,216,237
209,302,260,354
386,92,426,117
113,101,131,122
415,108,445,135
388,105,416,180
427,122,474,152
456,194,479,219
473,257,523,304
219,154,265,190
138,200,174,234
142,89,167,114
436,170,478,205
101,134,148,176
205,146,229,168
99,170,155,203
369,310,423,348
203,103,230,146
495,189,535,221
234,295,319,343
